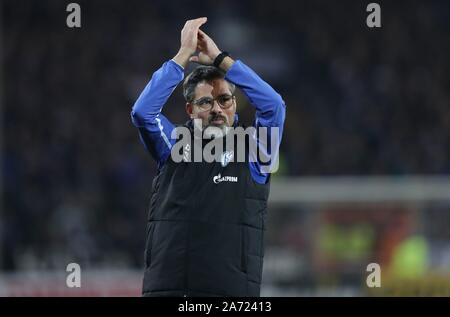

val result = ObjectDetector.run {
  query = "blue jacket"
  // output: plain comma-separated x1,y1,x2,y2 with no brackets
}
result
131,59,286,184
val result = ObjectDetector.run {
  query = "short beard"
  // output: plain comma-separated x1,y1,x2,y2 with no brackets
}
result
204,114,228,138
191,118,231,139
204,125,229,139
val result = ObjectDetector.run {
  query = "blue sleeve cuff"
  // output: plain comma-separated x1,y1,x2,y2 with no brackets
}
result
169,59,185,72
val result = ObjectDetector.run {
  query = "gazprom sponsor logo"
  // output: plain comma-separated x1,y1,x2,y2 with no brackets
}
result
213,173,238,184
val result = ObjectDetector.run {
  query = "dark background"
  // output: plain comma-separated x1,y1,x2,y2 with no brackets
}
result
1,0,449,291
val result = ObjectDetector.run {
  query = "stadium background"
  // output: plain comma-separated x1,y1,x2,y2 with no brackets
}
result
1,0,450,296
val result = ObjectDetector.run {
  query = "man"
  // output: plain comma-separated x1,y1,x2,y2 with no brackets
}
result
131,18,286,297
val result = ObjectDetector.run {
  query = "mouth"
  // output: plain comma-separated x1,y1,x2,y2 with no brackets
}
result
211,118,224,125
210,117,226,126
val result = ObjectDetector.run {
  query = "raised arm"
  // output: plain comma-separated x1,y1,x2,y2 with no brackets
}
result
130,61,181,166
225,61,286,183
131,18,208,167
191,29,285,128
192,29,286,183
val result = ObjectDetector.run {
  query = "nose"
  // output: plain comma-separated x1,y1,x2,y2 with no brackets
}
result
210,100,223,114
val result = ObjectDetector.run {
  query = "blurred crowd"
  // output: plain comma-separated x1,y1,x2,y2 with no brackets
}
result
1,0,449,271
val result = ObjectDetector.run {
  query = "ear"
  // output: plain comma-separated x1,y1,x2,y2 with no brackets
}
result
186,103,194,118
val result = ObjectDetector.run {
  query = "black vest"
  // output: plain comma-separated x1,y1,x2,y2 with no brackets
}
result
142,121,270,297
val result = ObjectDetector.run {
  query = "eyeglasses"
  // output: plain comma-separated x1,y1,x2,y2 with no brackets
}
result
191,94,235,111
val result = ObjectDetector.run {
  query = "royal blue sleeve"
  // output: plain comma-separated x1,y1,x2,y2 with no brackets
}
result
225,60,286,184
131,60,184,168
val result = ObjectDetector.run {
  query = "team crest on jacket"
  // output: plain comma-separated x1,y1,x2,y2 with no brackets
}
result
220,150,234,167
